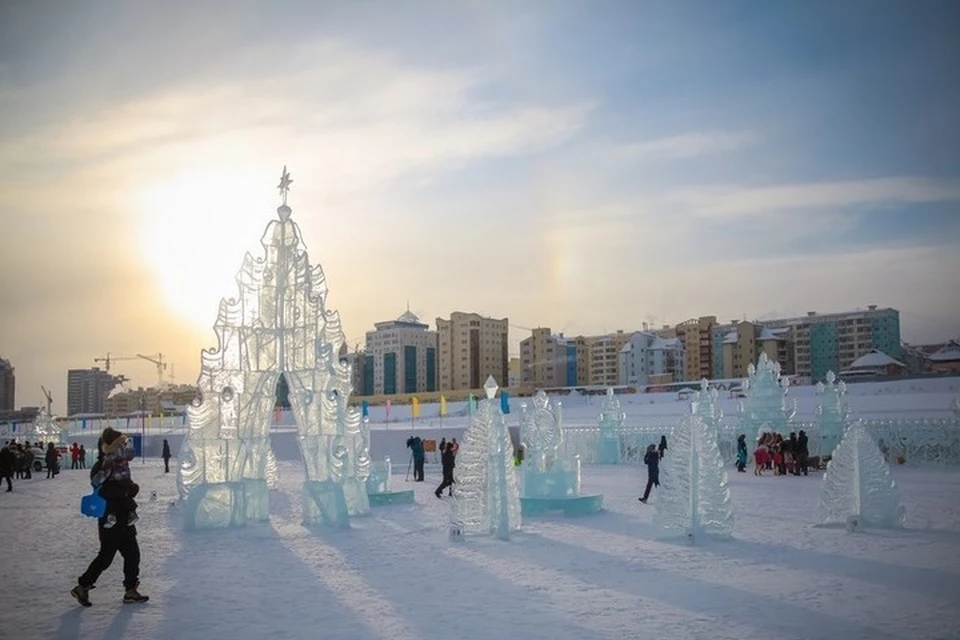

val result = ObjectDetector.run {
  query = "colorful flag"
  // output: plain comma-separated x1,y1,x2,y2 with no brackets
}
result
468,394,477,416
440,395,447,417
411,397,420,419
385,399,392,421
361,400,369,418
501,391,511,414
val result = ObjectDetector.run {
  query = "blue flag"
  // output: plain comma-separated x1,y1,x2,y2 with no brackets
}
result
500,391,510,414
361,400,369,418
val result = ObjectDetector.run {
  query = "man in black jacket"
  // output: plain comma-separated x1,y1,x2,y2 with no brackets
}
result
639,444,660,503
71,434,149,606
796,430,810,476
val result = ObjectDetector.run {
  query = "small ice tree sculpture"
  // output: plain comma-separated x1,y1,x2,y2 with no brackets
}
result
692,379,723,442
655,403,734,542
451,376,521,540
28,408,65,444
739,352,796,442
519,391,581,498
816,370,848,459
596,388,624,464
818,421,905,529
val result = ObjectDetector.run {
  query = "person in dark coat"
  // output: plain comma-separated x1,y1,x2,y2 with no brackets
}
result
736,434,748,472
658,435,667,460
79,444,87,469
45,443,60,478
639,444,660,503
0,444,15,492
406,436,425,482
796,430,810,476
161,440,172,473
71,433,149,607
434,443,456,498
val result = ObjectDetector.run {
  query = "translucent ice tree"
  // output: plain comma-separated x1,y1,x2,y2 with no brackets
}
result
739,353,796,442
655,403,734,542
27,408,65,445
818,421,905,529
596,388,624,464
177,168,370,529
451,376,521,540
519,390,581,499
692,379,723,442
816,370,848,459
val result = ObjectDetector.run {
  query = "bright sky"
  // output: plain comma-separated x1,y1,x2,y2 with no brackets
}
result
1,1,958,413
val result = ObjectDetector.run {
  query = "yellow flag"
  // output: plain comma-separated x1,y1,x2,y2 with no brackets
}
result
411,397,420,418
440,395,447,417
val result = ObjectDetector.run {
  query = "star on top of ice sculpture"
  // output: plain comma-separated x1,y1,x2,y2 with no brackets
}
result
484,375,499,400
277,165,293,205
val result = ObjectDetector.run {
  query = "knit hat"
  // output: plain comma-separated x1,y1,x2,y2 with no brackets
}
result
101,427,122,446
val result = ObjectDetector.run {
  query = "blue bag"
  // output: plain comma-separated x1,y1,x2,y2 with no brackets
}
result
80,488,106,519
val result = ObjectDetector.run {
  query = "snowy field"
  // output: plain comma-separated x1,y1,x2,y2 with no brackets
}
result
2,460,960,640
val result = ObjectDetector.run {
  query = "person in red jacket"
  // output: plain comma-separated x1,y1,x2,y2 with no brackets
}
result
70,443,81,470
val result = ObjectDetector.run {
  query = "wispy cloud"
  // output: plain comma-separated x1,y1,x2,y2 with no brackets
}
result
615,130,756,160
669,176,960,219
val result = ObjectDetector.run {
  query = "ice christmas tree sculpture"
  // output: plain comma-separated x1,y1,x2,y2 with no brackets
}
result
818,421,905,530
692,379,723,441
596,388,624,464
654,403,734,542
451,376,521,541
738,353,796,441
28,408,64,444
519,391,580,499
177,168,370,529
816,370,849,459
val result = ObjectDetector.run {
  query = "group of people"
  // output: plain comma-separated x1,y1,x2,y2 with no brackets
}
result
748,431,811,476
0,440,66,490
68,442,89,469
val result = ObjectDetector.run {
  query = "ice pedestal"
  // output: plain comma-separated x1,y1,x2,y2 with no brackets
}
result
185,480,269,530
596,388,624,464
302,480,349,528
366,457,414,506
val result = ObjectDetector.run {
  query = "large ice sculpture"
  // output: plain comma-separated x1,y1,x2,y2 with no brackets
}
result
28,409,65,444
596,388,624,464
655,404,734,542
177,167,370,529
519,391,602,516
738,353,796,442
692,379,723,441
816,371,848,459
818,421,905,529
451,376,521,540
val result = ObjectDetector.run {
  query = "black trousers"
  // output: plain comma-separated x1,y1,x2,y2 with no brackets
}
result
163,457,170,473
642,474,660,501
414,459,425,482
436,470,455,495
79,524,141,590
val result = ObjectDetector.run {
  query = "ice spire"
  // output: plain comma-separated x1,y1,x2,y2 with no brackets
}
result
816,370,848,459
738,352,795,440
596,388,624,464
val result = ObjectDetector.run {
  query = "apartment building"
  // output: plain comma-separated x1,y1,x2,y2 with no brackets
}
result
762,306,901,381
364,310,438,396
673,316,717,381
436,311,509,391
0,357,14,411
584,331,631,387
618,332,685,386
717,322,795,379
520,328,577,388
66,367,123,416
104,384,200,415
508,357,522,387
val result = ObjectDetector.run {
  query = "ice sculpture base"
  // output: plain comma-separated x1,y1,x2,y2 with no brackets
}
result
365,460,392,495
520,494,603,517
185,482,249,530
597,438,621,464
522,467,579,500
243,479,270,522
368,490,415,507
342,478,372,517
302,480,350,528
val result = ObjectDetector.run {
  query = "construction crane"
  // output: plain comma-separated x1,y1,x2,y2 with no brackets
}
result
136,353,168,387
41,385,53,415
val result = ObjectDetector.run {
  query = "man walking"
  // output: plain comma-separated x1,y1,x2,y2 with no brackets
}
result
639,444,660,504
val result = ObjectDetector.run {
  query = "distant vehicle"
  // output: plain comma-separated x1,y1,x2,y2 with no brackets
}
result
29,445,68,472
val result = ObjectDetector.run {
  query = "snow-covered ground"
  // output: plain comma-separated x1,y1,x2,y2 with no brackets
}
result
2,459,959,639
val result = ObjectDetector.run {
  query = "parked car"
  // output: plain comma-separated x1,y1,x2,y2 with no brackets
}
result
29,445,68,472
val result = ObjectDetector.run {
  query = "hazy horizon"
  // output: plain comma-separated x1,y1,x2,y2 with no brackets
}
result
1,1,958,413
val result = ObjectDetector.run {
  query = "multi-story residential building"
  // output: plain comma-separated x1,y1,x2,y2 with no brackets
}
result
520,328,576,388
0,357,14,411
436,311,509,391
103,384,200,415
618,332,685,386
718,322,795,379
66,367,123,416
673,316,717,381
573,336,590,386
762,305,901,382
338,349,366,397
584,331,631,387
364,310,438,396
508,357,522,388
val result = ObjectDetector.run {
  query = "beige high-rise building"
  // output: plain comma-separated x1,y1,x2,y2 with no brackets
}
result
103,384,200,415
674,316,717,381
583,331,631,386
436,312,509,391
520,328,575,388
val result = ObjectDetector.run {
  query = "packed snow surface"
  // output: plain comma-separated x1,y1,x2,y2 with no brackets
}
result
2,459,959,639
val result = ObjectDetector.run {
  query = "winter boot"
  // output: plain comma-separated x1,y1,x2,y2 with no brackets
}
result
123,586,149,603
71,584,93,607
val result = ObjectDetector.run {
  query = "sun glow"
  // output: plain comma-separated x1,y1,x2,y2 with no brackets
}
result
135,166,275,331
